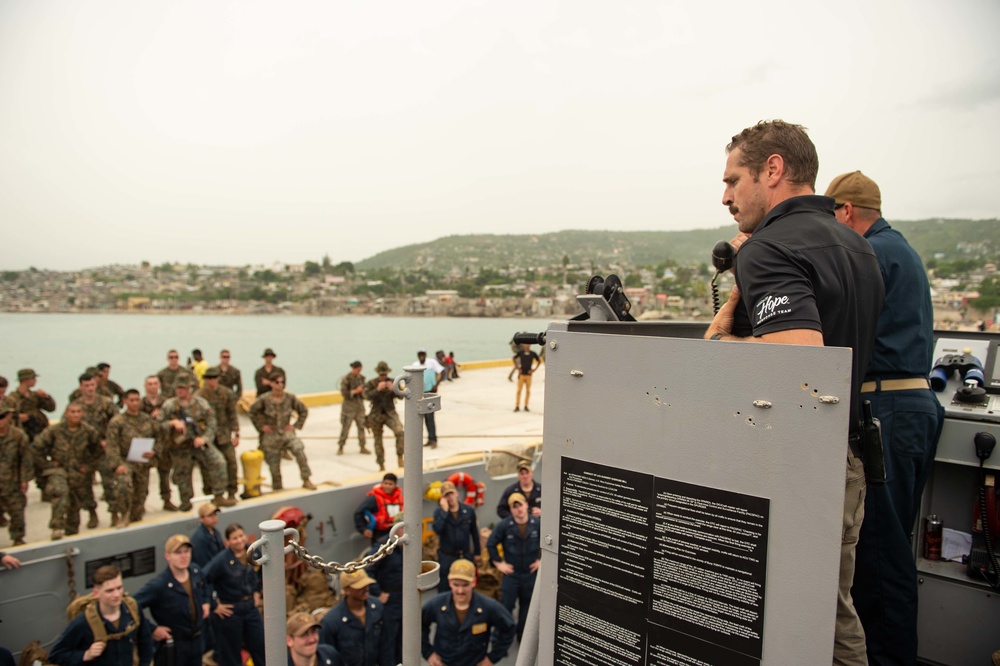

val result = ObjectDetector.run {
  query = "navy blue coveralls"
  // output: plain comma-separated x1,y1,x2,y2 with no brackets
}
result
366,535,403,664
486,514,540,641
432,502,481,591
319,597,394,666
49,600,153,666
421,590,515,666
190,523,224,568
202,548,264,666
134,564,212,666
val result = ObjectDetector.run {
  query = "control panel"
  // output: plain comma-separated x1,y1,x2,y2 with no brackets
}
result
931,335,1000,422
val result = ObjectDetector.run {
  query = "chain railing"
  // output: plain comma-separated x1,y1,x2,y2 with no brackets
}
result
248,522,405,574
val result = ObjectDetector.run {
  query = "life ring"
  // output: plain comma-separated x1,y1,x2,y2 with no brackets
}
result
448,472,486,507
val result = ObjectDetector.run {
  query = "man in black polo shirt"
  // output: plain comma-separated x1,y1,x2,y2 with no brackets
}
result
705,120,883,666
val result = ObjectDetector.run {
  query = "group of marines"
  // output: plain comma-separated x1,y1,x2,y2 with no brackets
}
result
0,347,316,543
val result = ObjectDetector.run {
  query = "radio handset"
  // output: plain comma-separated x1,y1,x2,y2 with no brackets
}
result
711,241,735,314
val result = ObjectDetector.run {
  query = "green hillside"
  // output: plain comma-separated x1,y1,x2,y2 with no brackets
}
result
357,219,999,272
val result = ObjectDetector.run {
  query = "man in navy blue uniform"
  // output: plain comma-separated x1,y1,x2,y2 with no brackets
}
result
49,564,153,666
319,569,394,666
190,502,225,568
202,523,265,666
706,120,883,665
134,534,212,665
486,491,540,642
422,559,515,666
286,612,342,666
433,480,482,592
495,461,541,520
827,171,944,665
365,534,403,664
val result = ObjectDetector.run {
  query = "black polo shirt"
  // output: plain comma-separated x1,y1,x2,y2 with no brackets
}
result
733,195,884,433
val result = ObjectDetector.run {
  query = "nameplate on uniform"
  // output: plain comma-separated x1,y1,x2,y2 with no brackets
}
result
471,622,488,635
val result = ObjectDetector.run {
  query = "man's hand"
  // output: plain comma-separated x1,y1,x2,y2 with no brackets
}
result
142,451,154,460
152,626,172,641
83,641,106,661
283,424,294,432
473,554,481,565
115,464,128,475
170,419,185,432
706,284,741,340
475,659,494,666
438,497,449,511
233,433,240,448
18,414,28,423
529,559,540,574
202,603,210,618
494,561,514,575
428,653,446,666
1,553,22,569
530,506,541,518
261,425,274,435
363,529,373,539
215,603,234,618
379,592,390,603
36,388,49,398
193,437,206,449
19,482,27,494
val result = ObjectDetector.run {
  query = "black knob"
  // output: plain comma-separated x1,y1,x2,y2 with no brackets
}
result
974,432,996,462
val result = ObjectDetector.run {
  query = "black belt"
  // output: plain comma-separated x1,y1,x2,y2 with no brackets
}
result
221,595,253,603
439,549,468,558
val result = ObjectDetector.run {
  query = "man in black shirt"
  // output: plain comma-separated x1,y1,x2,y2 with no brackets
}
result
705,120,883,666
512,344,540,412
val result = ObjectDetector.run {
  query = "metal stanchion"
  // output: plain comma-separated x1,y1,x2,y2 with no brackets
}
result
248,519,295,666
515,570,543,666
395,364,439,666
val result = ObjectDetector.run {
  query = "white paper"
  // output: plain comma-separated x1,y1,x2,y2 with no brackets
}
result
941,527,972,562
127,437,155,463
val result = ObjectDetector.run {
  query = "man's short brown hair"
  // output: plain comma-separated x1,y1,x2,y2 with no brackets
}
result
92,564,122,587
727,120,818,189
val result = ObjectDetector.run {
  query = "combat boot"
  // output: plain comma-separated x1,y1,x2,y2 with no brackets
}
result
87,510,99,529
13,538,25,546
397,455,404,467
51,529,64,541
163,499,179,512
359,446,371,454
114,515,130,529
178,501,193,511
379,462,386,472
213,495,237,507
337,446,344,456
302,479,316,490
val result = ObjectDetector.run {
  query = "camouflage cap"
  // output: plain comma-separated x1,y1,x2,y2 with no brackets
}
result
85,366,100,375
0,403,13,417
286,612,321,637
448,559,476,582
262,348,277,358
17,369,38,381
375,361,391,374
350,361,362,369
824,170,882,210
173,376,195,389
203,367,221,379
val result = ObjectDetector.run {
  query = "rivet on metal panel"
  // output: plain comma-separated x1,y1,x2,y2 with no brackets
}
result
570,370,584,377
549,340,557,350
545,535,553,545
751,400,772,409
818,395,840,404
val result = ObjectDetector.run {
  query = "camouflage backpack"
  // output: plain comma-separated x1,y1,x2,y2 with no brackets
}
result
66,592,141,642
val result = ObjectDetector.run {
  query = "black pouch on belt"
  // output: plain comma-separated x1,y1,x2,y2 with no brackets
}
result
861,400,886,485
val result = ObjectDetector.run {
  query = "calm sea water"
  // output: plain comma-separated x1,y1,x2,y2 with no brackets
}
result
0,313,554,404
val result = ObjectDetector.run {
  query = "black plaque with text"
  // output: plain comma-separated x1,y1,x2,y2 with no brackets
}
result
554,457,769,665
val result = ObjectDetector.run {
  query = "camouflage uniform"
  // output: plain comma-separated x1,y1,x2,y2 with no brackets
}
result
142,395,173,504
31,421,102,534
338,371,368,453
0,422,31,544
78,396,118,513
248,391,310,489
363,376,404,469
5,389,56,442
253,364,286,397
106,411,167,522
68,384,115,403
195,384,240,496
212,365,243,396
156,366,195,400
158,395,227,508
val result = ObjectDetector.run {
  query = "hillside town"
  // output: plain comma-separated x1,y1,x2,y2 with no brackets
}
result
2,255,998,331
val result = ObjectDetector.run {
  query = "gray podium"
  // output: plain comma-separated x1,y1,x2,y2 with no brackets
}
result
536,321,854,665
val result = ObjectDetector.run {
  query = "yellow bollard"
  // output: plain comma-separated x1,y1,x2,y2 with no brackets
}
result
240,449,265,498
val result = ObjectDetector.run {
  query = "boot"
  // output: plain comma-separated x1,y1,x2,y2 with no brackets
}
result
359,446,371,454
51,529,64,541
337,446,344,456
379,462,386,472
87,510,99,529
0,514,8,528
302,479,316,490
397,455,404,468
178,501,193,511
213,495,237,508
13,538,25,546
281,449,294,460
227,491,238,501
114,515,130,529
163,499,179,512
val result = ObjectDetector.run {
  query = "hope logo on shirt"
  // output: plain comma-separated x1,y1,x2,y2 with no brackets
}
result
754,294,792,326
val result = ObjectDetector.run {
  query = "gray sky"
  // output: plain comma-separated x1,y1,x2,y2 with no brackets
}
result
1,0,997,271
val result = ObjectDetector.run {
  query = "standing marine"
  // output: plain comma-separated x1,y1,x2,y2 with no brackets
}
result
363,362,404,472
338,361,370,455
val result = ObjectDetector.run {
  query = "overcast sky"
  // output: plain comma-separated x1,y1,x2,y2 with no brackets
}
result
1,0,997,271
